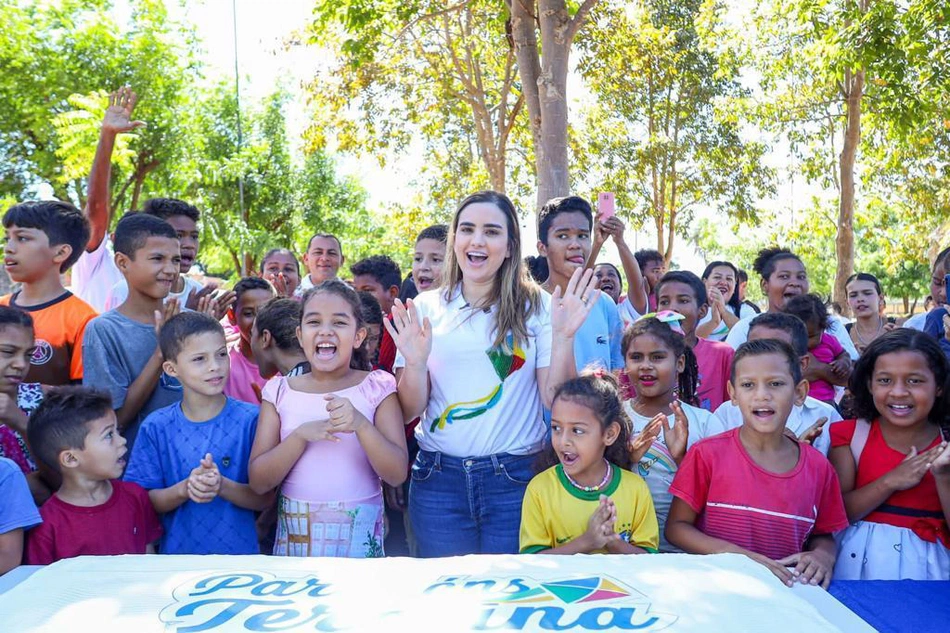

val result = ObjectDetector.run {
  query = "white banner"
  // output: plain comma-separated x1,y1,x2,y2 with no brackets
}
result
0,553,871,632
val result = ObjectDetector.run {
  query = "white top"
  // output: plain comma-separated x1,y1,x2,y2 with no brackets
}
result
105,275,203,311
902,312,928,331
617,296,643,328
294,273,317,297
70,238,124,313
697,303,757,341
712,396,841,456
725,311,860,360
394,287,551,457
624,399,720,552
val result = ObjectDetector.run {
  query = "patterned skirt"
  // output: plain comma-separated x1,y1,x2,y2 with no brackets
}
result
273,494,385,558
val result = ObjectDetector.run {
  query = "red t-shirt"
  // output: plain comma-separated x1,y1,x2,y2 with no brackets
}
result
670,428,849,559
25,480,162,564
377,317,396,375
694,338,734,412
830,419,949,546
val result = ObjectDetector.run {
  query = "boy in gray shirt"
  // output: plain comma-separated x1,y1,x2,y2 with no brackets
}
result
82,214,184,447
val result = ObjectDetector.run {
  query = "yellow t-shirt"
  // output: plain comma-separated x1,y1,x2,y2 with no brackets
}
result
519,464,659,554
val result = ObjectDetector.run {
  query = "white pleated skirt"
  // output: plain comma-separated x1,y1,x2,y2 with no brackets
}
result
834,520,950,580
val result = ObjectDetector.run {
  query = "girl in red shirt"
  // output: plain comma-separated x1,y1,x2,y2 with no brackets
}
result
829,329,950,580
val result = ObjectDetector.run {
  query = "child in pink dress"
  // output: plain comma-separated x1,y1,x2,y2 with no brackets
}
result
248,280,407,557
224,277,275,404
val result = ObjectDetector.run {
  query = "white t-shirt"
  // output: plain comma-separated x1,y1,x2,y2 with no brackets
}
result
712,397,840,456
902,312,928,331
617,297,643,329
394,287,551,457
105,275,203,312
725,311,860,360
697,303,757,341
70,238,124,313
624,399,719,552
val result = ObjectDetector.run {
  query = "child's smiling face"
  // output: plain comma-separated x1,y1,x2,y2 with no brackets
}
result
870,350,940,429
298,291,365,372
625,333,684,402
412,238,445,292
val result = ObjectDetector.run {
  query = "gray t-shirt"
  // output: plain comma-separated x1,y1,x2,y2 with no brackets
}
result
82,309,182,447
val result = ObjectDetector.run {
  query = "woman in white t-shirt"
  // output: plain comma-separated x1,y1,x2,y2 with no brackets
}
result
725,247,859,362
696,260,757,341
387,191,597,557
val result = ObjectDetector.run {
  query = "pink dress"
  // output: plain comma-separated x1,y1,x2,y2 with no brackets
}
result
262,370,396,557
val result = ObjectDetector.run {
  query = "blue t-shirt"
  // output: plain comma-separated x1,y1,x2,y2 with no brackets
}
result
573,293,624,371
923,307,950,359
124,397,260,554
0,457,40,535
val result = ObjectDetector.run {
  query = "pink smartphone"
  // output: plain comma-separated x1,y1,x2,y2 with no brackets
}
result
598,192,615,220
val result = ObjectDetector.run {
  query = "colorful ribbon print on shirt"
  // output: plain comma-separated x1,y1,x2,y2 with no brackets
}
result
431,333,526,432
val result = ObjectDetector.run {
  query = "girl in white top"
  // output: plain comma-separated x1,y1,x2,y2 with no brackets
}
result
623,313,720,552
386,191,597,557
696,261,757,341
725,247,859,361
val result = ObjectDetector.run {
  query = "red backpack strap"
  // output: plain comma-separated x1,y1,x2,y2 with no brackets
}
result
849,418,871,467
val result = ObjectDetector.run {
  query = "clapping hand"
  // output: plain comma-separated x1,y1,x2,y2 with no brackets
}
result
187,453,221,503
293,419,341,444
628,415,663,464
154,298,181,335
885,444,947,491
583,495,617,552
663,401,690,464
325,394,368,434
798,417,828,446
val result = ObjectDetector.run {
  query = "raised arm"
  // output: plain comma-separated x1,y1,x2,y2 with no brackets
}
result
606,217,648,315
384,299,432,421
539,268,598,408
86,87,145,251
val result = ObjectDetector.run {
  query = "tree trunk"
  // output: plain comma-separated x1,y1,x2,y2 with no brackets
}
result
834,69,864,313
129,175,145,214
510,0,598,210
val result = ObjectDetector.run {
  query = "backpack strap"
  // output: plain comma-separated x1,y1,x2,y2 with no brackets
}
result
849,418,871,466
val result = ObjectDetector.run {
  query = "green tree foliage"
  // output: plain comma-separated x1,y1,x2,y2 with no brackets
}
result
183,85,379,278
0,0,198,211
576,0,774,265
750,0,950,309
306,0,532,212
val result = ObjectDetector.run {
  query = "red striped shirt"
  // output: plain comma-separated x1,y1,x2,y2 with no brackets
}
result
670,428,848,559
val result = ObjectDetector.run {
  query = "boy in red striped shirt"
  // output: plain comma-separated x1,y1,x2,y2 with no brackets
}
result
666,338,848,588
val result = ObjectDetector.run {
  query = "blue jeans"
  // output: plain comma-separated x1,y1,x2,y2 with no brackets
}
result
409,450,536,558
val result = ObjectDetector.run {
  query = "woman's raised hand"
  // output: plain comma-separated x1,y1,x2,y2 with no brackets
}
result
383,298,432,367
551,268,600,339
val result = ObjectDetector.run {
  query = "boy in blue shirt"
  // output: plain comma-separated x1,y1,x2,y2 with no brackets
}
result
537,195,623,371
124,312,272,554
0,457,40,574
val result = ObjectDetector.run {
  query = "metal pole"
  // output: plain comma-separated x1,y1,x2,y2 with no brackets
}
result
232,0,247,275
